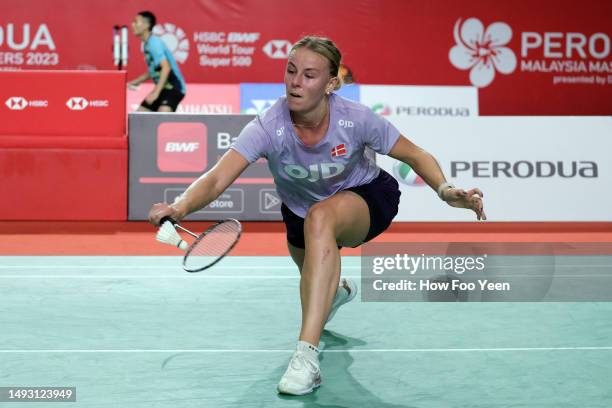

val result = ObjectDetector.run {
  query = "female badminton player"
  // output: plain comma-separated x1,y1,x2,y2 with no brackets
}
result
149,36,486,395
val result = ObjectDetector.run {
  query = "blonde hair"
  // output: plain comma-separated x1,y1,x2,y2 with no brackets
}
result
291,36,343,91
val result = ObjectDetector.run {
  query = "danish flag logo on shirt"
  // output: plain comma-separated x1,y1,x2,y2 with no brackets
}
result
331,143,347,157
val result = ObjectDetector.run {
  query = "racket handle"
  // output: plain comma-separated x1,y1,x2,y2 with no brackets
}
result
160,216,198,238
160,216,178,226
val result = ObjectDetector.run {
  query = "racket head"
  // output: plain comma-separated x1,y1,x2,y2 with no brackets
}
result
182,218,242,272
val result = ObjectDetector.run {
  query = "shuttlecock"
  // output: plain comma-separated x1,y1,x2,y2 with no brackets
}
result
156,221,189,251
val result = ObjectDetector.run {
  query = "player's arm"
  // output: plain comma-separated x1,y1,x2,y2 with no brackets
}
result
387,135,447,193
149,150,250,225
388,135,486,219
127,71,151,87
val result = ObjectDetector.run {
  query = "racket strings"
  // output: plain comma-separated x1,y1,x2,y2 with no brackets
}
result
184,220,241,271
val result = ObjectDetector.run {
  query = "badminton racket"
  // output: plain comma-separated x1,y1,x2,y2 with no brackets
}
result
156,216,242,272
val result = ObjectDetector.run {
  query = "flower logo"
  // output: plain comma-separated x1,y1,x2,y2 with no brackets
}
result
449,18,517,88
153,23,190,64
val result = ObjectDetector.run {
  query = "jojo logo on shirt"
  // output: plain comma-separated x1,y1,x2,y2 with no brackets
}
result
338,119,354,128
283,163,345,182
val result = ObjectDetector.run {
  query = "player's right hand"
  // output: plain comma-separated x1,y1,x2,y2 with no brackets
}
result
148,202,181,226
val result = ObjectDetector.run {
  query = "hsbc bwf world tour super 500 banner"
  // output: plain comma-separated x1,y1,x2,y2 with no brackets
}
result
1,0,610,115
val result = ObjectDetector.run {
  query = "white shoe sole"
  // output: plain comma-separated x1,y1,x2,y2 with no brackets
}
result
326,278,358,324
277,376,321,395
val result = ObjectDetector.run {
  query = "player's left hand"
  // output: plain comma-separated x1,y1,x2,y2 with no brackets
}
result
442,188,486,220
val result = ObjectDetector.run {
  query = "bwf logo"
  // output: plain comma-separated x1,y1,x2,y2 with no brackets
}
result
157,122,207,172
449,18,517,88
165,142,200,152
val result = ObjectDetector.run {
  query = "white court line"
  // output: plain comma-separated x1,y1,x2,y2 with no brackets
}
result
0,265,360,270
0,347,611,353
0,275,358,279
0,265,609,270
0,275,609,279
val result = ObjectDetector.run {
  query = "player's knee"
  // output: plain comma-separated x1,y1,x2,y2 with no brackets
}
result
304,203,335,237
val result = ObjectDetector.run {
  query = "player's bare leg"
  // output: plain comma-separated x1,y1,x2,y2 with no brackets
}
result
278,192,369,395
299,191,370,346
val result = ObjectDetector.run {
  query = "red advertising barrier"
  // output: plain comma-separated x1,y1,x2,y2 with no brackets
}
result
0,71,126,136
0,138,127,220
0,0,610,115
0,71,127,220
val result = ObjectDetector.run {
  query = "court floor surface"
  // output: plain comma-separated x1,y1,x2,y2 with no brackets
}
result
1,255,611,407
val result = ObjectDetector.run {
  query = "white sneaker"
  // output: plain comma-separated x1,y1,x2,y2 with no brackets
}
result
277,341,321,395
326,278,358,324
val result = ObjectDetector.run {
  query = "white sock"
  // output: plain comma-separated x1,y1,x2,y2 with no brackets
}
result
296,340,319,362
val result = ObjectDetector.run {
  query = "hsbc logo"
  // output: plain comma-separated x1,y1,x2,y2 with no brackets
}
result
66,97,109,110
5,97,27,110
66,97,88,110
165,142,200,153
5,96,48,110
263,40,291,59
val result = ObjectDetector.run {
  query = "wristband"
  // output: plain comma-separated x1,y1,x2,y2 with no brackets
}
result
437,182,455,199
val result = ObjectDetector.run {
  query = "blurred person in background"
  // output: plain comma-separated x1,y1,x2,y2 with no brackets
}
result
128,11,186,112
